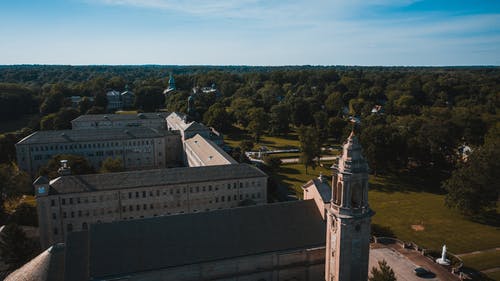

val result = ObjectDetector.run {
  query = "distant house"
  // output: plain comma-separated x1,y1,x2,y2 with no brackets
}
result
69,96,94,108
106,90,122,111
120,86,135,109
106,86,135,111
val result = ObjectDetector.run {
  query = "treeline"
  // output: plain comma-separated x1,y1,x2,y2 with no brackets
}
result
0,65,498,215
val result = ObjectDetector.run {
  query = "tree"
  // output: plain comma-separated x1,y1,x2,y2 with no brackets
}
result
135,86,164,112
229,97,254,127
263,155,282,171
298,126,321,174
203,103,232,132
325,92,344,116
40,87,65,115
86,106,106,114
442,143,500,216
40,108,80,130
0,223,39,270
100,157,125,173
240,140,254,153
0,164,31,215
94,92,108,109
269,103,290,136
10,203,38,227
369,259,397,281
39,154,95,179
79,96,94,114
247,107,268,142
328,117,348,141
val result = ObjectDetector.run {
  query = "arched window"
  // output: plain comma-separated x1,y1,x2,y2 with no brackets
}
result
351,183,362,208
336,183,342,205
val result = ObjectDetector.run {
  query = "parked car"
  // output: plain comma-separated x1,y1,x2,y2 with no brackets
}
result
414,267,431,277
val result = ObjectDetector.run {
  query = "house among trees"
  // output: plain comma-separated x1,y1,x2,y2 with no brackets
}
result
106,86,135,111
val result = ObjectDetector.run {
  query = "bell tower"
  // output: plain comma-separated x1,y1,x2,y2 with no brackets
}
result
325,130,374,281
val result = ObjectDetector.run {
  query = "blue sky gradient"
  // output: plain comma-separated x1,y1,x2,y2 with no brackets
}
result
1,0,499,65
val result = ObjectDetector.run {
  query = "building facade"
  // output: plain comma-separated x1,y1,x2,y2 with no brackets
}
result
16,127,182,176
166,112,224,145
71,113,167,130
34,163,267,249
325,131,374,281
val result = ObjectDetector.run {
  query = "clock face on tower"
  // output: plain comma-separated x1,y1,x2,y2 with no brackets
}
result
37,186,46,194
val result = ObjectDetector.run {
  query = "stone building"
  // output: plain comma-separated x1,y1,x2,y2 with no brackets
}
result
71,113,167,130
184,134,237,167
302,173,331,220
7,200,325,281
33,163,267,249
16,127,182,176
325,131,374,281
105,90,122,111
166,112,224,145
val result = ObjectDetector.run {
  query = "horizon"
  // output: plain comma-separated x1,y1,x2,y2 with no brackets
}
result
1,0,499,66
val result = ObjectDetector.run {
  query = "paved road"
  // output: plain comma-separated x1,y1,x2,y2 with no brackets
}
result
370,247,440,281
281,156,338,164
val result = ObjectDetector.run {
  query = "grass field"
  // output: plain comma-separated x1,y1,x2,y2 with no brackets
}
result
460,251,500,271
486,271,500,281
272,162,499,254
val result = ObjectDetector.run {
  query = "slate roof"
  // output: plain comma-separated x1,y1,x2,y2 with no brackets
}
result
72,113,166,122
4,244,65,281
166,112,210,132
16,127,169,145
48,164,267,194
303,178,332,203
64,200,325,279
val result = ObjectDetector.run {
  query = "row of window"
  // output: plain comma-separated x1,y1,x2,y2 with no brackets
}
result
29,139,156,152
53,192,263,221
123,181,261,200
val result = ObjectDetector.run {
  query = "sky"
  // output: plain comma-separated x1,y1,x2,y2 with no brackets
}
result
0,0,499,66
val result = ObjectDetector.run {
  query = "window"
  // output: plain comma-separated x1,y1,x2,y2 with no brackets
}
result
82,222,88,230
51,200,55,207
156,190,160,196
135,192,139,198
228,196,231,202
67,223,73,232
129,206,133,211
78,210,82,217
63,212,67,219
128,192,132,199
143,204,147,210
61,198,66,205
136,205,140,211
69,198,73,204
122,206,127,212
142,191,146,198
52,213,56,220
53,228,58,235
227,184,230,190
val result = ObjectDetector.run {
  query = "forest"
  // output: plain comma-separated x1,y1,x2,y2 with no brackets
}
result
0,65,498,217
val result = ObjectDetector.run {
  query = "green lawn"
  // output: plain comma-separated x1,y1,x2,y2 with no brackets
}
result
226,130,300,151
272,164,500,255
227,129,499,258
460,251,500,271
486,270,500,281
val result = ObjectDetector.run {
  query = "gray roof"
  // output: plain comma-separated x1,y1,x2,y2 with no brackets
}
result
49,164,267,194
65,200,325,279
16,127,170,145
4,244,65,281
303,177,332,203
72,112,166,122
184,134,237,166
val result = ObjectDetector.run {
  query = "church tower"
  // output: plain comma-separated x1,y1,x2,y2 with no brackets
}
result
325,130,374,281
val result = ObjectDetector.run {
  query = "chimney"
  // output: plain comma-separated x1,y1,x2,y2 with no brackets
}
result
58,160,71,176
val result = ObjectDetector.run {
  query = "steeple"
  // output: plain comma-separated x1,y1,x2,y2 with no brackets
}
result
325,129,374,281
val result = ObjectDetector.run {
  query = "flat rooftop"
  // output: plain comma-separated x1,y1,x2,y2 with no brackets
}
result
17,127,172,145
184,134,237,166
47,163,267,194
72,112,167,122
